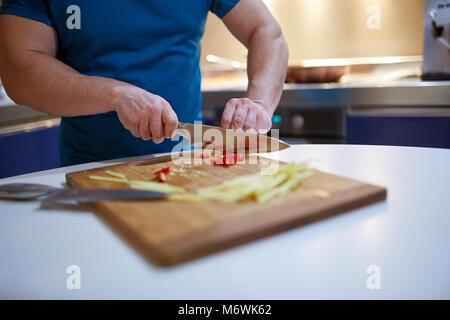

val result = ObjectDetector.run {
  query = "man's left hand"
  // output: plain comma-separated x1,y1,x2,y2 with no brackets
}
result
221,98,272,133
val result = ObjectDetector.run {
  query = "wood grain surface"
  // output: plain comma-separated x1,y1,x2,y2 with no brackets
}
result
66,152,387,266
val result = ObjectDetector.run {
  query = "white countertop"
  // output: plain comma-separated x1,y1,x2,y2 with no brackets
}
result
0,86,15,108
0,144,449,299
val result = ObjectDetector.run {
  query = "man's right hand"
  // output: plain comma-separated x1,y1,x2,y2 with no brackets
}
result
112,85,178,143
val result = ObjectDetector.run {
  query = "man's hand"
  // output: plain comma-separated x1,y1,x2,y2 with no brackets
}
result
221,97,272,133
112,85,178,143
221,0,288,134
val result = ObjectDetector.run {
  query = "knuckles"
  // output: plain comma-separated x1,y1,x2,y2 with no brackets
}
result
145,101,162,116
116,90,176,140
233,114,245,126
241,97,252,105
228,98,240,105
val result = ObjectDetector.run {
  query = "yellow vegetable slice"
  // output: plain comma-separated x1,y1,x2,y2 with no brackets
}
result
104,170,127,180
89,172,184,194
166,193,202,202
256,170,313,203
89,175,128,183
128,180,185,194
187,162,314,203
88,162,314,203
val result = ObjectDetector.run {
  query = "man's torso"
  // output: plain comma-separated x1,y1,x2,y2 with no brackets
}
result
51,1,209,165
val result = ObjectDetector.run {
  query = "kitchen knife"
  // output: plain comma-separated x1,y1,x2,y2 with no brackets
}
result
40,188,168,204
0,183,167,204
177,122,290,153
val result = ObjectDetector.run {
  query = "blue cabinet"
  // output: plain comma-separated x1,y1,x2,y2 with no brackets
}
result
347,114,450,149
0,123,60,179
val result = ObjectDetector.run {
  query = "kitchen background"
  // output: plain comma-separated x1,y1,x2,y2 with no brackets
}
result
201,0,425,63
1,0,449,178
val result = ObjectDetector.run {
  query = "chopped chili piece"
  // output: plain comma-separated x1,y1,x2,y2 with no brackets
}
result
155,167,170,174
154,167,171,183
211,153,244,167
158,172,168,182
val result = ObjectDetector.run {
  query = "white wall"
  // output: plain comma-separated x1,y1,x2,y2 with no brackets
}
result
201,0,426,65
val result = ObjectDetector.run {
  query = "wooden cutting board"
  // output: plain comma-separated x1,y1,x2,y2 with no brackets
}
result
66,152,387,266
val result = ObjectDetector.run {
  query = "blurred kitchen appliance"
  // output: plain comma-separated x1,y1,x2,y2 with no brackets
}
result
203,107,346,145
422,0,450,80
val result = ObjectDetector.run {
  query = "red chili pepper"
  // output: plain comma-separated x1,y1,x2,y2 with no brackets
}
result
211,153,243,167
155,167,170,175
154,167,170,183
158,172,167,182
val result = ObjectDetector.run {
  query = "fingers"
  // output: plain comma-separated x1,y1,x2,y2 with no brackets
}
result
140,98,174,144
122,114,140,138
162,104,178,139
231,103,248,130
224,98,265,131
129,123,140,138
139,118,151,140
243,107,257,132
256,109,272,134
149,98,178,143
148,101,164,143
221,100,236,129
149,119,163,143
117,97,177,143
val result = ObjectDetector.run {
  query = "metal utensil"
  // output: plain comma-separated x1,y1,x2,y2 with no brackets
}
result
0,183,167,204
177,122,290,153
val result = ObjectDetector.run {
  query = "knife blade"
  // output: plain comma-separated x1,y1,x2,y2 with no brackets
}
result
39,188,167,204
177,122,290,153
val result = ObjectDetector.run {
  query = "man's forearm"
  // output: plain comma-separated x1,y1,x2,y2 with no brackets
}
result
2,51,126,117
246,25,288,116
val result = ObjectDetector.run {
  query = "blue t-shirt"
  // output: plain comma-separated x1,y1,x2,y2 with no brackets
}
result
0,0,239,166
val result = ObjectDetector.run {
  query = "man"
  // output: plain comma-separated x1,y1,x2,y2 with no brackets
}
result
0,0,288,166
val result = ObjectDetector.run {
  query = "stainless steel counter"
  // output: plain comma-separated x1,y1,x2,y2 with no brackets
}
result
1,79,449,133
202,78,450,109
0,84,55,130
0,105,56,129
201,78,450,147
